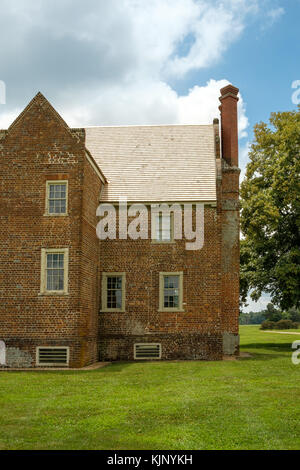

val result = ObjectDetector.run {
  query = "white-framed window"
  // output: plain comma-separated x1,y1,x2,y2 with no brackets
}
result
101,273,126,312
36,347,69,366
159,272,183,312
45,180,68,216
134,343,162,360
153,213,174,243
40,248,69,295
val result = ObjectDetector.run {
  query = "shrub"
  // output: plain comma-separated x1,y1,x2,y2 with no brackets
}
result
260,320,276,330
292,322,299,329
274,319,294,330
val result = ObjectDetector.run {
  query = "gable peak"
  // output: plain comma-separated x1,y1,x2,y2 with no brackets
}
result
7,91,70,134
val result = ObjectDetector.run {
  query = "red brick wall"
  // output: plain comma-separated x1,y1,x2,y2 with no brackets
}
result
220,165,240,337
0,95,101,367
218,85,240,352
98,207,223,361
219,85,239,167
0,91,240,366
77,151,103,366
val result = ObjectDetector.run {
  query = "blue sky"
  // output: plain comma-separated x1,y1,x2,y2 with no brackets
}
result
1,1,299,137
170,0,300,178
0,0,299,312
176,1,300,126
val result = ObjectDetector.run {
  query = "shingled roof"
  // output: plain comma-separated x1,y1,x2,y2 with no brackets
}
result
85,124,217,202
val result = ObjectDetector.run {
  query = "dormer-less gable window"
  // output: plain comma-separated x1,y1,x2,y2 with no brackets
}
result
46,181,68,216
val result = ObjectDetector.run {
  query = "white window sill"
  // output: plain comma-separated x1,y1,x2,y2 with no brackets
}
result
158,309,185,313
151,241,176,245
100,310,125,313
38,292,69,296
43,213,69,217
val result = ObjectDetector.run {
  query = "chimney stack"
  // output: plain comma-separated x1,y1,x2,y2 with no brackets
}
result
219,84,239,167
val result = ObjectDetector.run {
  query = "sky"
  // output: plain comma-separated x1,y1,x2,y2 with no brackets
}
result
0,0,299,312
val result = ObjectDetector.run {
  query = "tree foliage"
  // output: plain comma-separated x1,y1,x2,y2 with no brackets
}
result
264,303,283,322
239,303,300,325
239,311,266,325
240,107,300,310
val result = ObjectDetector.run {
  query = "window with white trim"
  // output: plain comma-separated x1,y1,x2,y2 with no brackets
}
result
102,273,126,312
46,181,68,215
154,213,173,242
40,248,69,295
159,272,183,312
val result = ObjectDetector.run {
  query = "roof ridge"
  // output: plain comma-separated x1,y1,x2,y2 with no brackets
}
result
83,124,214,129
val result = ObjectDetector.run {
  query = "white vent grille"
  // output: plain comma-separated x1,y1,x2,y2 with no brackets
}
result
134,343,162,360
37,347,69,366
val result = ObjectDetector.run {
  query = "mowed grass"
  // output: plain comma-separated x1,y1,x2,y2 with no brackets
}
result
263,329,300,333
0,326,300,450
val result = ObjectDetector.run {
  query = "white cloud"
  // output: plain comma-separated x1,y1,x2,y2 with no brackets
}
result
124,0,260,79
243,293,272,313
260,6,285,30
267,7,285,23
59,80,179,126
0,0,268,136
0,108,21,128
177,79,248,135
239,141,251,180
57,78,249,145
1,79,249,159
165,2,247,77
0,1,260,103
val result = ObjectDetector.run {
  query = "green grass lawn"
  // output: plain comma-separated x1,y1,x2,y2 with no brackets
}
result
1,325,300,450
262,328,300,333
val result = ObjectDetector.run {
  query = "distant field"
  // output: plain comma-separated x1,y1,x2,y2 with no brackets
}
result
240,324,300,333
262,329,300,333
0,325,299,450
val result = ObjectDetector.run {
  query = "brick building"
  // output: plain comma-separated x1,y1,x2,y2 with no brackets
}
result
0,84,240,368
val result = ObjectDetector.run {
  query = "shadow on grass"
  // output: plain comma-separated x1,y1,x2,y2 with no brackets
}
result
97,362,137,372
243,342,292,351
59,362,136,375
240,341,293,360
2,362,136,376
240,352,288,361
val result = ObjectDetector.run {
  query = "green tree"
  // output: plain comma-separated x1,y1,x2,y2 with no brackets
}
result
264,303,282,322
240,107,300,310
286,307,300,323
239,310,266,325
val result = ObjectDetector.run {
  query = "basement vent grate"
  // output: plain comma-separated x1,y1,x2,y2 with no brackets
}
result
134,343,162,360
37,347,69,366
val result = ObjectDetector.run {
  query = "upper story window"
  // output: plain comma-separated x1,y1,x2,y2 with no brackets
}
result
159,272,183,312
46,181,68,216
40,248,69,295
154,213,173,243
101,273,126,312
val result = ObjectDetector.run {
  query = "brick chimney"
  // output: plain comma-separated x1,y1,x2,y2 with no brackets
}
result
219,84,239,167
